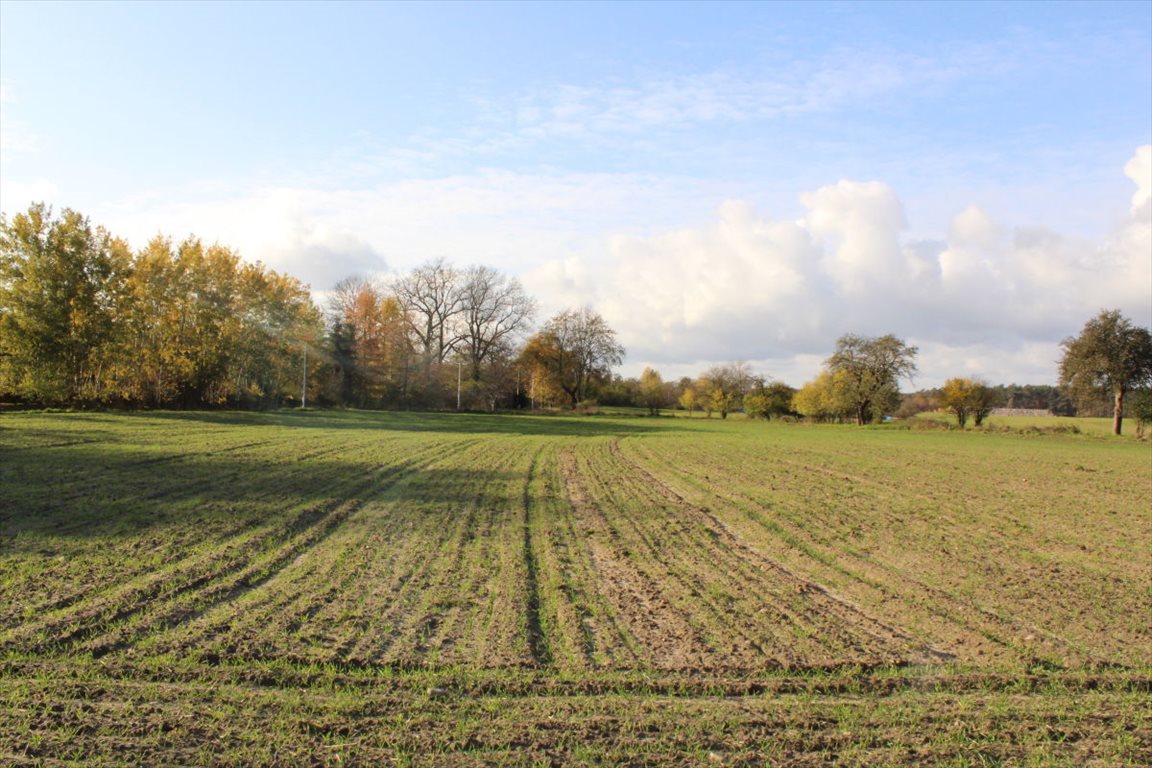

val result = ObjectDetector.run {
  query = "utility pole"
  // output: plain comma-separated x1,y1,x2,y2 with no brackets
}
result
301,344,308,409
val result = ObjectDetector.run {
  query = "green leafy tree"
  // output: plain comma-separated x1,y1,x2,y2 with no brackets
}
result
114,235,183,404
940,378,970,427
745,377,797,420
317,320,358,406
699,362,751,419
743,391,768,420
1059,309,1152,435
968,381,997,426
792,370,850,422
1131,389,1152,439
228,262,321,408
1,204,324,409
826,333,918,425
168,238,243,406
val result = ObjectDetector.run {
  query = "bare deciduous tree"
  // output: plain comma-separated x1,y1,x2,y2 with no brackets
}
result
394,257,464,366
457,265,536,381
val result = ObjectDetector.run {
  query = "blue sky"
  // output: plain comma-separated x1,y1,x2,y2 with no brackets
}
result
2,1,1150,386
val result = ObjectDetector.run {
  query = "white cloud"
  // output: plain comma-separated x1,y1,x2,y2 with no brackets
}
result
948,205,1000,248
801,180,908,293
1124,144,1151,212
0,177,59,212
93,172,720,292
911,340,1065,388
1102,145,1152,316
524,147,1152,387
592,200,820,356
98,188,388,291
58,146,1152,389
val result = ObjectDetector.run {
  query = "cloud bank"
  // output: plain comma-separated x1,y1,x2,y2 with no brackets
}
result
12,148,1148,390
533,146,1152,386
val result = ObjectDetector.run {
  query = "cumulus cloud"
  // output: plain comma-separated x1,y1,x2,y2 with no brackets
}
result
1125,144,1151,212
530,147,1152,387
801,180,909,293
1105,144,1152,313
98,188,389,291
590,201,819,357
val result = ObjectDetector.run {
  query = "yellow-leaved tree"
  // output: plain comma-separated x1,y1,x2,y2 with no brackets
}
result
937,377,996,428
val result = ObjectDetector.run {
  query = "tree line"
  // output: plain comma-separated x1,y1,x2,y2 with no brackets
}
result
0,204,624,411
3,204,1148,433
589,337,918,427
0,204,319,408
317,266,624,411
586,318,1149,437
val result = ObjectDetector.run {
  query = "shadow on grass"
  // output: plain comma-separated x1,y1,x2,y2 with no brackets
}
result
135,408,683,437
0,441,530,543
0,408,675,544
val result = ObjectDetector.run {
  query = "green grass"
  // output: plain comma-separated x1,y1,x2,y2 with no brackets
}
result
914,410,1137,437
1,409,1149,765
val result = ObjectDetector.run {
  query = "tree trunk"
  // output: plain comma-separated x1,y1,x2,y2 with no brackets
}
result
1113,386,1125,436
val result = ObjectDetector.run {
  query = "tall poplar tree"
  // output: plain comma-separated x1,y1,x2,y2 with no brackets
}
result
0,204,130,402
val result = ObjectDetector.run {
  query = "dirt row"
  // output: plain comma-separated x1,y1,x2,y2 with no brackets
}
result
525,440,940,671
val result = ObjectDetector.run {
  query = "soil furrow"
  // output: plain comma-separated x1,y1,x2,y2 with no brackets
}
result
611,439,940,664
559,447,716,669
521,444,552,666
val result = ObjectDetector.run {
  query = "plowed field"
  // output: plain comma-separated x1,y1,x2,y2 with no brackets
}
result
1,410,1149,765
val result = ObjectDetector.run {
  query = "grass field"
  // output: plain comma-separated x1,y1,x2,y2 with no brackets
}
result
1,410,1149,766
911,411,1127,437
